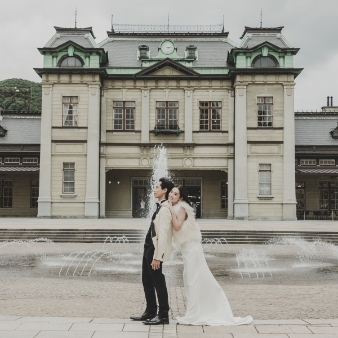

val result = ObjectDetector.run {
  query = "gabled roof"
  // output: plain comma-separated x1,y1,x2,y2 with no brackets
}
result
135,58,199,77
38,40,106,54
232,41,299,54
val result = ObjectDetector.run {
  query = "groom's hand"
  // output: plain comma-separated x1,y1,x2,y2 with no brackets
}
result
151,259,161,270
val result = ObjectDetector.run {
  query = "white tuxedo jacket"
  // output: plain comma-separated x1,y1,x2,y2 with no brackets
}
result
152,207,173,262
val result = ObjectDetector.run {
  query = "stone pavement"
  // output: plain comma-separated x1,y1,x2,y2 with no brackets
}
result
1,316,338,338
1,217,338,232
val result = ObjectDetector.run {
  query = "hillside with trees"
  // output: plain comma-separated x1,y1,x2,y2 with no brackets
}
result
0,78,42,111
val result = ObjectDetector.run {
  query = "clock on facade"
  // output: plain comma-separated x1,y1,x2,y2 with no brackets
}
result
161,40,175,55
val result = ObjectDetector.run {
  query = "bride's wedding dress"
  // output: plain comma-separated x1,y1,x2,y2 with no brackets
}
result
172,201,253,326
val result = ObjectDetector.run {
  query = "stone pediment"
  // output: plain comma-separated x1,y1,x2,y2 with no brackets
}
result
136,58,199,77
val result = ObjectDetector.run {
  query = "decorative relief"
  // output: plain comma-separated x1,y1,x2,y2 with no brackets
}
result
140,158,150,167
183,158,193,167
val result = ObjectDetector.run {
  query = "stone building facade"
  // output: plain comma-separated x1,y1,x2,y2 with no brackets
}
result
33,24,303,220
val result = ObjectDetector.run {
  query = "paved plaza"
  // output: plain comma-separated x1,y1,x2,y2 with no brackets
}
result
0,218,338,337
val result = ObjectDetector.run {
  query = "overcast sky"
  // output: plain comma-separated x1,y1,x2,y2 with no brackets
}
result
1,0,337,111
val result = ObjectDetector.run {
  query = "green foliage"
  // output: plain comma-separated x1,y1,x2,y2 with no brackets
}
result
0,78,41,111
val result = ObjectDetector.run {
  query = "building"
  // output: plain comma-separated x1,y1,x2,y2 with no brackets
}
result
295,98,338,220
0,110,40,216
28,23,305,220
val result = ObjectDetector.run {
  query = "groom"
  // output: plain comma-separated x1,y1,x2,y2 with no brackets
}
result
130,177,174,325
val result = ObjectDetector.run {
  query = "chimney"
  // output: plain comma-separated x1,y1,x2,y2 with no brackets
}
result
327,96,330,106
331,96,333,106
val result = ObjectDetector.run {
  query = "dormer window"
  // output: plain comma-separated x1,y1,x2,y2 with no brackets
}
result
186,45,197,59
138,45,149,60
253,56,277,68
0,126,7,137
59,56,83,67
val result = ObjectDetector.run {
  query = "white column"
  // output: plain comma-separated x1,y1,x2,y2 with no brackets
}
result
233,85,249,220
141,90,150,143
227,90,235,219
37,84,52,218
85,84,101,217
283,84,297,220
184,89,193,143
99,156,106,218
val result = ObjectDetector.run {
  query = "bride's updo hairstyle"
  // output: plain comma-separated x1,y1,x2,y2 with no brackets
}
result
177,186,192,206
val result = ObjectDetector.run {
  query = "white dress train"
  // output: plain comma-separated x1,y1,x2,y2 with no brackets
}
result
173,201,253,326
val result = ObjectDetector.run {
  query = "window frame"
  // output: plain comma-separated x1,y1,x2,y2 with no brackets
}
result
155,101,179,130
257,97,273,128
199,101,222,131
62,96,79,127
295,181,305,210
259,164,271,195
62,163,75,194
30,180,39,208
300,159,316,166
113,101,136,131
59,56,83,68
220,181,228,209
4,157,20,165
319,159,335,166
252,56,278,68
0,180,13,208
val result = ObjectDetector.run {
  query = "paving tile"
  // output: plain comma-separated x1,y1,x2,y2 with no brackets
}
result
204,325,257,334
0,332,39,338
177,325,203,333
123,323,150,331
36,332,94,338
0,321,22,330
92,318,131,324
93,333,149,338
233,335,289,338
70,323,124,331
16,322,72,331
256,324,312,334
304,319,338,324
309,326,338,334
0,316,22,321
18,316,93,323
253,319,307,325
288,335,338,338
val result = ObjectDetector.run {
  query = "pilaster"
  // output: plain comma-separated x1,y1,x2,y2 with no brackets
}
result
85,84,101,218
283,84,297,220
37,84,53,218
233,85,248,220
141,89,150,143
99,156,106,218
184,89,193,143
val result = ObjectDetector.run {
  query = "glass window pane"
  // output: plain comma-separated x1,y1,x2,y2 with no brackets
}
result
125,101,135,107
156,102,166,107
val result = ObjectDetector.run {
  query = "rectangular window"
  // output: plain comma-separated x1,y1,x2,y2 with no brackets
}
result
259,164,271,195
113,101,135,130
295,181,305,210
319,181,338,210
221,181,228,209
31,180,39,208
63,163,75,194
257,97,273,127
0,180,13,208
319,159,335,166
4,157,20,165
199,101,221,131
300,159,316,166
156,101,178,129
63,96,78,127
23,157,38,165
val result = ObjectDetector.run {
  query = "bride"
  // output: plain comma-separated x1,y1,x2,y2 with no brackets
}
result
163,186,253,326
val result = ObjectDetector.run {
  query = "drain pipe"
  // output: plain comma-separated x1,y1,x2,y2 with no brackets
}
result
332,210,334,221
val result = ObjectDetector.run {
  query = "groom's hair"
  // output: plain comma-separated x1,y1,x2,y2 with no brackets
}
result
159,177,174,200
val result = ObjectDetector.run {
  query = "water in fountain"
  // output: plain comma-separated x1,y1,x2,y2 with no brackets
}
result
236,248,273,278
146,144,171,221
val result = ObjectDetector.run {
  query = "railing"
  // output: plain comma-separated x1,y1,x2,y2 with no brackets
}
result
297,210,338,221
112,23,223,34
150,123,182,136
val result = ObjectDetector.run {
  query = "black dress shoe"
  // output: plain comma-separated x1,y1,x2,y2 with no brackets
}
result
130,311,156,321
143,315,169,325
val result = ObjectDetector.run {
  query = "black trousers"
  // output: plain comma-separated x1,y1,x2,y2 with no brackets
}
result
142,247,169,317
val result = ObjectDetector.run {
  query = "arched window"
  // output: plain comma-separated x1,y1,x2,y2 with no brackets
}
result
252,56,278,68
59,56,83,67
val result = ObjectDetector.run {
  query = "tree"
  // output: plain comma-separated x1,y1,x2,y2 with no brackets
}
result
0,78,42,111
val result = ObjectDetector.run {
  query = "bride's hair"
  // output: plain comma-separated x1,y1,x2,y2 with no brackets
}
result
177,186,192,206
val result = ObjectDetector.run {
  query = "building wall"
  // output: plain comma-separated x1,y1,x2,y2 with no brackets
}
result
0,173,39,217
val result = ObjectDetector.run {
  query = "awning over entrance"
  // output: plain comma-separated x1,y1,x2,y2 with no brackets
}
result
296,168,338,174
0,167,39,172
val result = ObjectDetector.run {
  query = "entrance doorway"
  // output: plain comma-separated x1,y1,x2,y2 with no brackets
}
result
132,178,150,218
173,178,202,218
